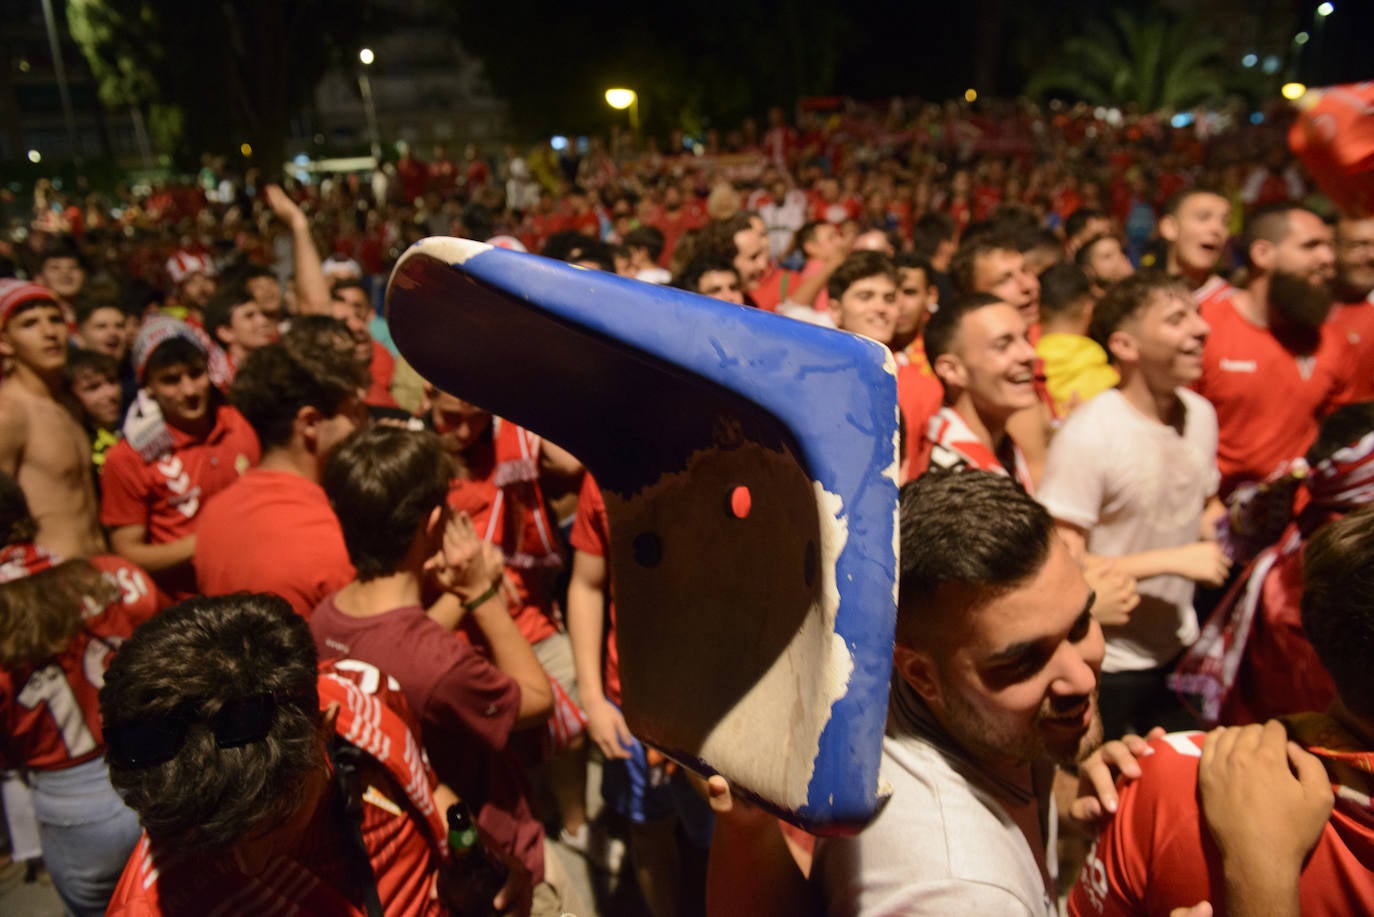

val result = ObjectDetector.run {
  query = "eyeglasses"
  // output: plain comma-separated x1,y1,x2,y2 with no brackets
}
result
104,692,311,769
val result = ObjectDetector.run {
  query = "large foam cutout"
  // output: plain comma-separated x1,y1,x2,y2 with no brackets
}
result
386,237,898,833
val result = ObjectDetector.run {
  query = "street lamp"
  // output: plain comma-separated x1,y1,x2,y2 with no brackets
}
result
1282,82,1308,101
1316,2,1334,16
605,88,640,135
358,48,382,164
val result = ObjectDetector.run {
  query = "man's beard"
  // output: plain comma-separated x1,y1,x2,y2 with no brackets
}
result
940,679,1103,769
1271,268,1333,329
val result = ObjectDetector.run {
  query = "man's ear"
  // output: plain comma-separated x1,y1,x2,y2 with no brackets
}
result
933,352,966,390
296,404,322,449
1249,239,1276,273
1158,214,1179,244
1107,328,1138,365
893,643,942,708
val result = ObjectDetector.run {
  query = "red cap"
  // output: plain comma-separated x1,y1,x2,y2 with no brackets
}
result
0,279,58,329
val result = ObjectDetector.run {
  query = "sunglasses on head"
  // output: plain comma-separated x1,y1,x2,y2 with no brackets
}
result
104,691,311,769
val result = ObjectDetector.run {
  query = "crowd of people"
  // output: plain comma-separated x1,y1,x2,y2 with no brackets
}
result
0,90,1372,916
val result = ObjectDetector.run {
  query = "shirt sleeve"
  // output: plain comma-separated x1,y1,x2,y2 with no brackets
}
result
99,444,149,530
1068,734,1217,917
568,475,607,557
1036,411,1106,531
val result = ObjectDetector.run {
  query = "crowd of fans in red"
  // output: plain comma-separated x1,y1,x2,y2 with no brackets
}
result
1,91,1373,916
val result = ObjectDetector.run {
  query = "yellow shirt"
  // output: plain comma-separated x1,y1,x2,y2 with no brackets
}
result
1035,333,1119,417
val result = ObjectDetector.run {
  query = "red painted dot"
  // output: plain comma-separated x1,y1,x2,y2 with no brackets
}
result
729,485,752,519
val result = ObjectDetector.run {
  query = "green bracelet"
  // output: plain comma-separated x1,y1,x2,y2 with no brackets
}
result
461,582,500,611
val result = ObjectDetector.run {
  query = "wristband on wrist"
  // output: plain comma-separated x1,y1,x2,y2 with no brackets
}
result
461,582,501,612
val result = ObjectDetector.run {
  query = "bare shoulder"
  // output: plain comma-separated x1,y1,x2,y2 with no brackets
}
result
0,383,30,436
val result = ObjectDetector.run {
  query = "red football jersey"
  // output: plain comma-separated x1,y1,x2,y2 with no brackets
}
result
1326,300,1374,403
107,660,447,917
0,555,159,771
446,420,562,647
1069,726,1374,916
1194,290,1351,496
100,405,260,598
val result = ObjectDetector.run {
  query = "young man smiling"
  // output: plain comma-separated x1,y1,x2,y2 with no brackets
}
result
1039,272,1228,738
919,292,1040,487
828,250,898,345
101,316,259,600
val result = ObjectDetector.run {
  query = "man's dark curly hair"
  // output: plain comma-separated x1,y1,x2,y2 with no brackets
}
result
100,593,323,851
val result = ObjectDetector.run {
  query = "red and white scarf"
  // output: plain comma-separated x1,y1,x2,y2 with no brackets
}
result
1172,432,1374,725
926,406,1034,492
0,542,60,585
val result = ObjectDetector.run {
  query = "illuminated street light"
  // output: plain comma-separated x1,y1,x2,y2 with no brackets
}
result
358,50,382,163
1282,82,1308,101
1294,31,1310,45
964,88,978,103
1317,2,1334,16
27,150,41,164
1242,53,1258,68
604,88,640,135
605,88,635,110
240,143,253,157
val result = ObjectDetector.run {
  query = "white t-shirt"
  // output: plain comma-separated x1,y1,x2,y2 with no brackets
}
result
1038,388,1219,672
814,686,1057,917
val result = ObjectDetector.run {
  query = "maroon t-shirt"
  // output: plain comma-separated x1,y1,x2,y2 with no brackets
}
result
310,594,545,883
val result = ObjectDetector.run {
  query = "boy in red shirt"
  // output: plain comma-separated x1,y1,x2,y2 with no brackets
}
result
101,316,259,600
330,279,396,408
427,387,590,849
193,322,366,618
1159,189,1234,308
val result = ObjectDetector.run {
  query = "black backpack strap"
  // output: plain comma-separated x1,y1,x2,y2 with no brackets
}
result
328,738,385,917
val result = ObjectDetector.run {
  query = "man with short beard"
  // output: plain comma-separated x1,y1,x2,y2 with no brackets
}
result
707,471,1106,915
1194,203,1352,497
1326,215,1374,401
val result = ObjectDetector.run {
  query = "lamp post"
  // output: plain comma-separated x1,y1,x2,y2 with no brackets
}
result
605,88,639,135
358,48,382,163
40,0,80,163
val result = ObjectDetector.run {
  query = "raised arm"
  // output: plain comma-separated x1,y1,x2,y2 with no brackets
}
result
264,184,330,316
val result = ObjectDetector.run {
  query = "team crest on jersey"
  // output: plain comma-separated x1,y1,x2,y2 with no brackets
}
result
156,455,201,517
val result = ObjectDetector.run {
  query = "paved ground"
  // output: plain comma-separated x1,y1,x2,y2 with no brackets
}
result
0,857,64,916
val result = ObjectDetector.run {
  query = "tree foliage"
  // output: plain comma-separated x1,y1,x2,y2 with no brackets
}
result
1024,9,1226,111
67,0,376,173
